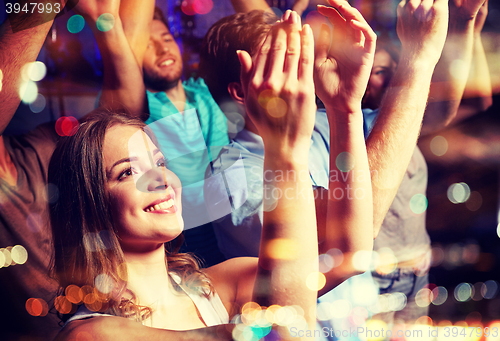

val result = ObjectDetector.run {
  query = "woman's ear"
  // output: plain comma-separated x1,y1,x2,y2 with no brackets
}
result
228,82,245,105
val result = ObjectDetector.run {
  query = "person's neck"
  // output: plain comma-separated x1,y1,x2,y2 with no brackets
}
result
164,80,187,113
123,245,175,307
0,138,17,186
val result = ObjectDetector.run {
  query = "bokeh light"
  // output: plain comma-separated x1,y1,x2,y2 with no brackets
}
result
0,251,5,268
409,193,428,214
1,248,12,267
65,285,83,304
481,280,498,299
264,238,297,260
67,14,85,33
318,253,334,273
192,0,213,15
316,301,332,321
26,298,49,317
21,61,46,82
431,286,448,305
364,319,388,341
19,81,38,104
306,271,326,291
29,93,46,113
10,245,28,265
486,321,500,341
415,288,433,307
336,151,355,172
352,250,371,271
55,116,79,137
96,13,115,32
95,273,115,294
0,69,3,92
447,182,471,204
374,247,398,275
430,135,448,156
266,97,287,118
454,282,472,302
54,295,73,315
181,0,196,16
330,299,352,319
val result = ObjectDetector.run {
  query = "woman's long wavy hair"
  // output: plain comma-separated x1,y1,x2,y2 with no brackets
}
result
49,111,213,323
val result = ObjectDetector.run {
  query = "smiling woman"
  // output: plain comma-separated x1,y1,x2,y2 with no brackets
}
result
48,111,213,326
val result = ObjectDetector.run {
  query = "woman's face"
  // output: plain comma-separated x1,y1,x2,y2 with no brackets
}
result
103,124,183,253
363,49,397,109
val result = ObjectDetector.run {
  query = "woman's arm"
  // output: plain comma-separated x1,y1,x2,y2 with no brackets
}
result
210,11,319,335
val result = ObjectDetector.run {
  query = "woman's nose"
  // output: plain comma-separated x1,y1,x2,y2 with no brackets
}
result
135,167,168,193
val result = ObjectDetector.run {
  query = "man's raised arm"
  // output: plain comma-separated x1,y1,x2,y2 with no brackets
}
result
74,0,150,118
421,0,491,135
0,0,66,134
367,0,449,232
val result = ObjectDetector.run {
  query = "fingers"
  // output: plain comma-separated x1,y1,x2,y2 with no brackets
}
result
298,24,314,82
315,23,331,62
317,3,375,51
284,11,302,80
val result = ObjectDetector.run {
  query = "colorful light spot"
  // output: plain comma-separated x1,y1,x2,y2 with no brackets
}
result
266,97,287,118
330,299,351,319
306,271,326,291
263,238,298,261
65,285,83,304
96,13,115,32
55,296,73,314
336,151,355,172
11,245,28,265
193,0,213,15
22,61,46,82
430,135,448,156
454,282,472,302
481,280,498,299
415,288,433,307
447,182,471,204
19,81,38,104
352,250,371,271
410,193,428,214
431,286,448,305
55,116,79,137
1,248,12,267
26,298,49,317
181,1,196,16
95,273,114,294
29,93,46,113
0,69,3,92
67,14,85,33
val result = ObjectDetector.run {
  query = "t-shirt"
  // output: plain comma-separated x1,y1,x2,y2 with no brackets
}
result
146,78,229,230
0,124,60,340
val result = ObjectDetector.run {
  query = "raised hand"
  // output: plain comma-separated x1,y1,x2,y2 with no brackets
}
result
73,0,120,25
314,0,376,115
397,0,449,65
238,10,316,157
451,0,487,21
474,0,488,33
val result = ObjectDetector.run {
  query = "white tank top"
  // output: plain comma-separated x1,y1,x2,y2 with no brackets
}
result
64,273,229,328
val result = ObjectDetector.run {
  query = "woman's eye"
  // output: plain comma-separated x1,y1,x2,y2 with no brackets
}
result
118,168,135,180
156,158,167,168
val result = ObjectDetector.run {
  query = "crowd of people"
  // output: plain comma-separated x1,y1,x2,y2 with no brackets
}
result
0,0,492,340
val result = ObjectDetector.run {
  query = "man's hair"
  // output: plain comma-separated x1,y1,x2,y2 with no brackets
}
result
153,6,170,31
199,10,277,105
